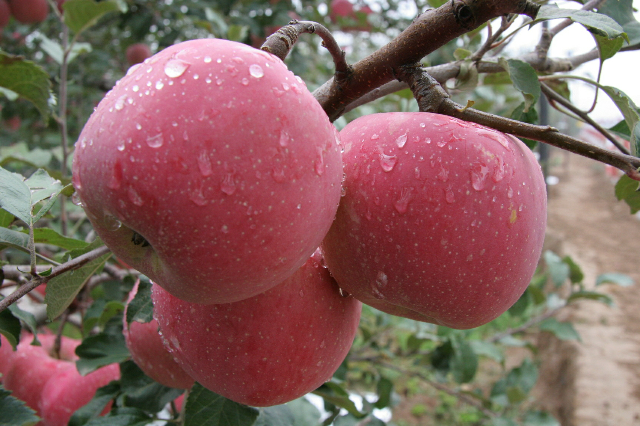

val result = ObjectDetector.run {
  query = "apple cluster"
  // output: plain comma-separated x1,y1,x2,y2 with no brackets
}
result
69,37,546,408
1,333,119,426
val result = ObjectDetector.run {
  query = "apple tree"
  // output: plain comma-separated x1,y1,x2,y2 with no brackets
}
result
0,0,638,425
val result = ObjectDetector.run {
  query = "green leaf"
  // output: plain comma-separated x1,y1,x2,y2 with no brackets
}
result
0,307,21,350
119,361,184,414
75,332,130,376
0,53,52,122
254,405,296,426
34,33,93,64
83,407,152,426
614,174,640,214
183,382,259,426
0,386,41,426
8,304,39,344
453,48,472,60
491,359,538,406
227,25,250,42
450,336,478,384
68,382,121,426
469,340,504,363
596,272,635,287
0,142,54,170
288,398,322,426
599,86,640,156
0,209,14,227
313,382,366,418
598,0,640,48
493,418,518,426
567,290,614,306
562,255,584,284
595,34,624,62
45,243,111,321
524,410,560,426
499,59,540,112
0,167,32,225
535,5,626,40
508,288,531,317
539,318,581,341
0,227,30,253
63,0,127,35
544,251,570,287
125,277,153,327
373,377,393,409
33,228,90,251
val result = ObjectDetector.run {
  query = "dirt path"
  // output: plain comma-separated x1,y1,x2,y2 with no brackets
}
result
544,151,640,425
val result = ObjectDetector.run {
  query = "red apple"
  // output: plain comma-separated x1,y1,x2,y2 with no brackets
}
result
322,112,547,329
0,0,11,28
8,0,49,24
39,362,119,426
0,333,15,382
3,334,79,416
330,0,354,21
152,251,362,407
72,38,342,304
125,43,152,66
123,281,194,389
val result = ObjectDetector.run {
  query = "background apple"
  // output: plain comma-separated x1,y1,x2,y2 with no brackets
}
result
72,38,343,305
152,251,362,407
39,362,119,426
322,112,547,329
0,333,15,382
329,0,354,21
123,281,194,389
125,43,152,66
8,0,48,24
0,0,10,28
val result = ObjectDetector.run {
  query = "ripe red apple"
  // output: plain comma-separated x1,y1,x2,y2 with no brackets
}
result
152,251,362,407
0,0,11,28
330,0,354,21
39,362,119,426
0,333,15,382
3,334,80,416
72,38,342,304
125,43,152,66
322,112,547,329
123,281,194,389
8,0,49,23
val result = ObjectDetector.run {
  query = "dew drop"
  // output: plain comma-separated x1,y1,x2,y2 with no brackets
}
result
146,134,164,148
315,147,325,176
471,163,490,191
241,78,249,86
279,130,290,147
221,225,229,233
128,187,144,206
155,81,164,90
204,56,212,63
437,165,449,182
197,151,212,176
396,132,408,148
220,173,236,195
492,156,506,182
371,134,380,140
189,187,208,206
507,186,514,198
375,271,388,288
117,140,126,151
104,214,122,231
445,188,455,203
379,153,397,172
114,96,126,111
394,187,413,214
108,161,123,190
414,167,421,179
71,192,84,207
249,64,264,78
135,123,142,130
132,85,139,92
164,59,190,78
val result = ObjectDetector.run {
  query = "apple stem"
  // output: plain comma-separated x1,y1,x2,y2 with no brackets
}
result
395,63,640,182
260,20,351,82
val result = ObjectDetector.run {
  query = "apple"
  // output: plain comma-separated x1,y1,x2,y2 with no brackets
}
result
0,0,10,28
123,281,194,389
0,333,15,382
330,0,354,21
321,112,547,329
152,251,362,407
72,38,342,304
8,0,48,24
125,43,152,66
3,334,80,416
39,362,119,426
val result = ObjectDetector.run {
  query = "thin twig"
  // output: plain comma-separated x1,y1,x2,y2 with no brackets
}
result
0,245,111,314
487,308,561,343
541,82,630,155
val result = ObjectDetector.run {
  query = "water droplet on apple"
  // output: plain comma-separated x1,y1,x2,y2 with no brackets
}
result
117,140,126,151
471,163,490,191
71,192,84,207
394,187,413,214
146,134,164,148
135,123,142,130
221,225,229,233
279,130,290,147
379,153,397,172
164,59,190,78
299,289,304,297
371,134,379,140
445,188,455,203
197,151,212,176
114,96,126,111
190,188,208,206
414,167,421,179
492,156,506,182
272,166,286,183
437,137,448,148
155,81,164,90
132,85,140,93
241,78,249,86
220,173,236,195
396,132,408,148
507,186,514,198
315,147,325,176
226,65,239,76
375,271,388,288
282,82,290,91
437,165,449,182
127,188,144,206
104,214,122,231
249,64,264,78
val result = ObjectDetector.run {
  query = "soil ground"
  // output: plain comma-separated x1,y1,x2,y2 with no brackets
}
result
538,150,640,425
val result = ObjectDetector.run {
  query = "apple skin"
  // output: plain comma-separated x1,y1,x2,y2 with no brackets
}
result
322,112,547,329
125,43,152,66
8,0,49,23
152,251,362,407
123,281,194,389
0,0,10,28
39,362,120,426
0,333,15,382
329,0,354,20
72,38,342,305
